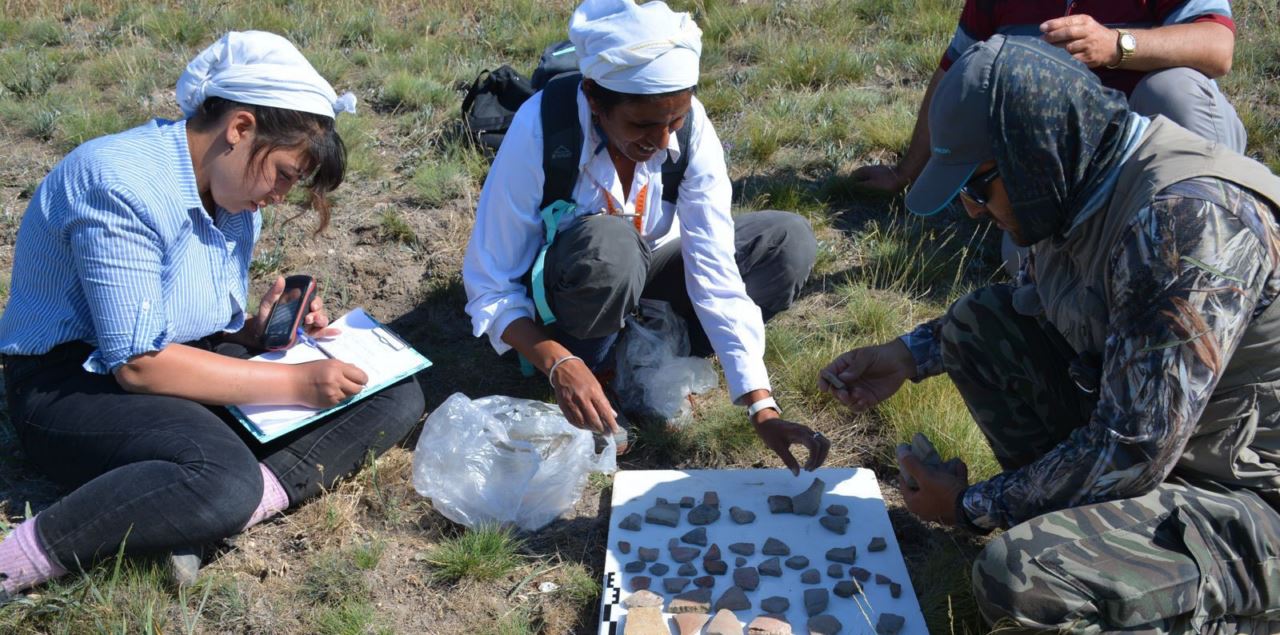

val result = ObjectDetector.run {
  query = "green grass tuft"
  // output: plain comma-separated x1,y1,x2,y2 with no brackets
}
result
412,158,473,208
0,96,60,141
0,546,196,634
298,548,371,606
766,43,872,90
737,177,827,217
425,525,525,584
379,71,453,111
311,600,383,635
378,210,418,246
557,563,601,606
334,113,382,180
20,19,64,47
880,374,1000,482
351,540,386,571
480,607,539,635
54,104,130,152
853,96,918,154
138,6,213,47
0,48,71,99
60,2,102,20
859,215,986,299
664,401,766,466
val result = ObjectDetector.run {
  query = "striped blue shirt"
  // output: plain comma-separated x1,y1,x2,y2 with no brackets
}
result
0,119,261,374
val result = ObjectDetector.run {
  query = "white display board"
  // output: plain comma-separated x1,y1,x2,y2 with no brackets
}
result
598,468,927,634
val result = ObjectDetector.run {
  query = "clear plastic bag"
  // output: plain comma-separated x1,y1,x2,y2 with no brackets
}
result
412,393,617,531
614,299,719,426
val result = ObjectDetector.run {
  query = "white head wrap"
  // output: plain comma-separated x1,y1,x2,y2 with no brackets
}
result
176,31,356,119
569,0,702,94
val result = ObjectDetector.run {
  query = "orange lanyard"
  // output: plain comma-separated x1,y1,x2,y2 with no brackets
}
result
602,183,648,233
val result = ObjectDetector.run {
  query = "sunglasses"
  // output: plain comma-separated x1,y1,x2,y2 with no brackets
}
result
959,167,1000,207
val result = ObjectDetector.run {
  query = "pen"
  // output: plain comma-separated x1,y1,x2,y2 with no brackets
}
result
297,328,335,359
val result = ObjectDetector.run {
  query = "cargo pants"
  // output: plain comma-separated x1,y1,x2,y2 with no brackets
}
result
941,285,1280,634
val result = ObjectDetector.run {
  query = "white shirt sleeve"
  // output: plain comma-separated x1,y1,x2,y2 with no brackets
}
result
676,99,771,402
462,94,546,354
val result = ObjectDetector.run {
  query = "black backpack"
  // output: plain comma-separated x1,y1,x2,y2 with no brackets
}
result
531,40,580,92
460,65,534,152
460,40,577,153
538,71,692,209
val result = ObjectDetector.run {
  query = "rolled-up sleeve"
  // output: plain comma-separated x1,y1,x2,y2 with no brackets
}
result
677,103,770,402
64,187,170,373
462,97,546,354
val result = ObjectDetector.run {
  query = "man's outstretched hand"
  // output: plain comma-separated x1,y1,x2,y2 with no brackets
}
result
752,412,831,476
819,340,916,413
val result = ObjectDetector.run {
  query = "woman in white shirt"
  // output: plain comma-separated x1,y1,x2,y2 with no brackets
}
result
463,0,829,471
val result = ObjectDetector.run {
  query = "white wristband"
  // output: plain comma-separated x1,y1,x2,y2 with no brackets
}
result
747,397,781,418
548,355,583,390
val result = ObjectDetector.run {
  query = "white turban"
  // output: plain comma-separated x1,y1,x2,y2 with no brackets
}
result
176,31,356,119
569,0,702,94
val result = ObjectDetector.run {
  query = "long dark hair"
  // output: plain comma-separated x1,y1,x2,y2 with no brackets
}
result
188,96,346,232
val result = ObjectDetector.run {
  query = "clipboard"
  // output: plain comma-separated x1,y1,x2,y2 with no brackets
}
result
227,307,431,443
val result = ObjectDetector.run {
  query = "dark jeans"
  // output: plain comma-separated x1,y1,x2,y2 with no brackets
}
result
542,210,818,369
3,339,425,570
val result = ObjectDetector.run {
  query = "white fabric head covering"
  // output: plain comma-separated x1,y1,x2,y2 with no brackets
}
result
176,31,356,119
569,0,702,94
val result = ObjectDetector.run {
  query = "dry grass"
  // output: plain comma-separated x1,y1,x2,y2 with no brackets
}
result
0,1,1276,633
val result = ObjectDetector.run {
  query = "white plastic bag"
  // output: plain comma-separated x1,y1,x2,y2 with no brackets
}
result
614,299,718,425
412,393,617,531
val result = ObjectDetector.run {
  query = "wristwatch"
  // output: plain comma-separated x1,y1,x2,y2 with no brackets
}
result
747,396,781,418
1107,29,1137,69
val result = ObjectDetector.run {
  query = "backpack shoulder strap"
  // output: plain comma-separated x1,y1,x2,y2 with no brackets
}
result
661,114,694,204
460,69,490,119
539,72,584,210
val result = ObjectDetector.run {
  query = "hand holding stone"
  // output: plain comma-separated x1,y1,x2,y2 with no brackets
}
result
897,449,968,525
819,340,915,412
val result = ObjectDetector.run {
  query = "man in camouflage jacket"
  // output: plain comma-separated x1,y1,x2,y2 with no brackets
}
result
822,35,1280,633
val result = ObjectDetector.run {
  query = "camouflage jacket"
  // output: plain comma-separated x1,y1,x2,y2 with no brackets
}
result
902,176,1280,530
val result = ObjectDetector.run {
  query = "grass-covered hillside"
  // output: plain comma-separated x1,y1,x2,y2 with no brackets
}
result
0,1,1276,633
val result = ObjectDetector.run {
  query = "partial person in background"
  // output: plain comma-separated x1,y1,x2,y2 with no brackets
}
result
855,0,1243,194
0,32,425,601
823,35,1280,632
853,0,1243,273
463,0,829,471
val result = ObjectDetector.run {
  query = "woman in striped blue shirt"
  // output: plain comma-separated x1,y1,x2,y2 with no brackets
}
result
0,32,425,599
